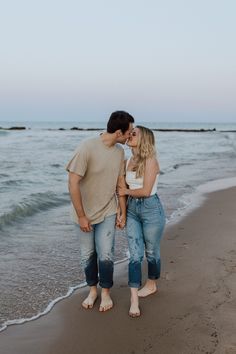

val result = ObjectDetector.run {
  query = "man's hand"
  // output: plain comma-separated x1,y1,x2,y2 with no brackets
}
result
79,215,93,232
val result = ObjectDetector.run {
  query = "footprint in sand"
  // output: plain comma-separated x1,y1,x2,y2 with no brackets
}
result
224,344,236,354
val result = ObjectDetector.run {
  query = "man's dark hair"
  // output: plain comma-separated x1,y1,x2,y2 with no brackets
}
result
107,111,135,134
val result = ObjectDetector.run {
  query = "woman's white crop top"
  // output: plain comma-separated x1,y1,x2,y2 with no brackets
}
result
125,157,159,195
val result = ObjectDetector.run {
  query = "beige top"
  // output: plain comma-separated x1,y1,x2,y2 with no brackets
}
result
66,136,125,224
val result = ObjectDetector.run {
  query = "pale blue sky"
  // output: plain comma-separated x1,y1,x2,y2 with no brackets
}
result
0,0,235,122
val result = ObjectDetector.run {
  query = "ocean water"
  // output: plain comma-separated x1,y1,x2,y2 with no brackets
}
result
0,121,236,331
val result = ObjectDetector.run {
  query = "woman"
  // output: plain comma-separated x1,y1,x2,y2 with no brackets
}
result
118,126,166,317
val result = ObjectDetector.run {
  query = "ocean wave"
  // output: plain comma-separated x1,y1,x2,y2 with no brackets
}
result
173,162,193,170
50,163,61,168
162,162,194,175
0,192,70,230
0,130,9,136
2,179,24,186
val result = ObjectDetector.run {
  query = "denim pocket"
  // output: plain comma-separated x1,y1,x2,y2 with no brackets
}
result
143,195,159,209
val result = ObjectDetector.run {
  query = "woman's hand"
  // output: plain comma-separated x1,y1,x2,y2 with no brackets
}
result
118,186,128,197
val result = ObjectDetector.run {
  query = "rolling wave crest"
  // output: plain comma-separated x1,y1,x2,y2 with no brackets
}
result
0,192,69,229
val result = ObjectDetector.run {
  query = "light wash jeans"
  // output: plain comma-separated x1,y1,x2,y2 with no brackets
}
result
126,194,166,288
75,214,116,288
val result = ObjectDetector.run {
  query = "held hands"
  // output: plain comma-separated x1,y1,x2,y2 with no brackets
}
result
79,215,93,232
116,210,126,229
116,185,128,228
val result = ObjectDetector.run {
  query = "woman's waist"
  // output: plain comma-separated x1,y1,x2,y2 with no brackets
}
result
128,193,158,202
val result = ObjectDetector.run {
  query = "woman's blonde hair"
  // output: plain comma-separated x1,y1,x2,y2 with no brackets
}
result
133,125,156,178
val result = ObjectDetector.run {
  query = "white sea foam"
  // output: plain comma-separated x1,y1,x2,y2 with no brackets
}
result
167,177,236,226
0,282,86,333
0,257,131,333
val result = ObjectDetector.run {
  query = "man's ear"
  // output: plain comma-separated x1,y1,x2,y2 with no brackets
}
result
116,129,122,137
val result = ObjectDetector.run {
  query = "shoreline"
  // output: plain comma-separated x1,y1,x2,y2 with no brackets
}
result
0,257,129,333
1,183,236,353
1,177,236,334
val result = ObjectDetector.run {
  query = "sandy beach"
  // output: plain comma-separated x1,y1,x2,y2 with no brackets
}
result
1,186,236,354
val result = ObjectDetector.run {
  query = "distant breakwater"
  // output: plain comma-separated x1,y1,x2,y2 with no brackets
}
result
1,126,236,132
0,126,27,130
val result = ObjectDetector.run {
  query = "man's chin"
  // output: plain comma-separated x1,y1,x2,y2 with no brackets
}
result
118,139,127,145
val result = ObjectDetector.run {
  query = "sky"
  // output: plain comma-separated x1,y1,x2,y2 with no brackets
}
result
0,0,236,122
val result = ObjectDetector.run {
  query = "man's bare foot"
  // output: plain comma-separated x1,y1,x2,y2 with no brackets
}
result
138,281,157,298
99,289,113,312
82,287,98,309
129,288,140,317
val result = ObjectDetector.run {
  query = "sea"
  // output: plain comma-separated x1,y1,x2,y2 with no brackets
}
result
0,120,236,331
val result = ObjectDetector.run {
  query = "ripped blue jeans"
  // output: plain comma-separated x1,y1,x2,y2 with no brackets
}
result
75,214,116,288
127,194,166,288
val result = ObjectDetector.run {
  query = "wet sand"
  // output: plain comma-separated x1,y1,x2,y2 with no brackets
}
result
1,187,236,354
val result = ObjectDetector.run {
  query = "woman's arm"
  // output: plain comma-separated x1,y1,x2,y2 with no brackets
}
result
118,158,159,198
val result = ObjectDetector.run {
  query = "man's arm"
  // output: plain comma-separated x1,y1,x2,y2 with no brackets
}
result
116,175,127,229
68,172,92,232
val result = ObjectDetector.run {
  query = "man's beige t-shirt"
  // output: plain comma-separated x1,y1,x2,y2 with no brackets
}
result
66,136,125,225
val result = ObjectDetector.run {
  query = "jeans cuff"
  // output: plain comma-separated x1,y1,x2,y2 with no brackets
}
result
148,275,160,280
87,280,99,286
128,282,141,288
99,281,113,289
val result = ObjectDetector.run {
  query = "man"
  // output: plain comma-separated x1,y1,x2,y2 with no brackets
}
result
66,111,134,312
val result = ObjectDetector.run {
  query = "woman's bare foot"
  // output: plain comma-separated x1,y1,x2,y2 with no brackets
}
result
129,288,140,318
138,280,157,298
99,288,113,312
82,286,98,309
129,302,140,317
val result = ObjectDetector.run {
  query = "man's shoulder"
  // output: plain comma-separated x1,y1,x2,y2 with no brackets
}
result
75,136,100,149
83,135,99,144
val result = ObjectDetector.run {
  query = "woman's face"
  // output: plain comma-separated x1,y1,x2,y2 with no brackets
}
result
127,127,140,148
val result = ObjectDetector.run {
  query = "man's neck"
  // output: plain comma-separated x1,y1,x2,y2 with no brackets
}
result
100,132,117,147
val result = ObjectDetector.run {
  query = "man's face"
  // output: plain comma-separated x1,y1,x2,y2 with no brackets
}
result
117,123,133,144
